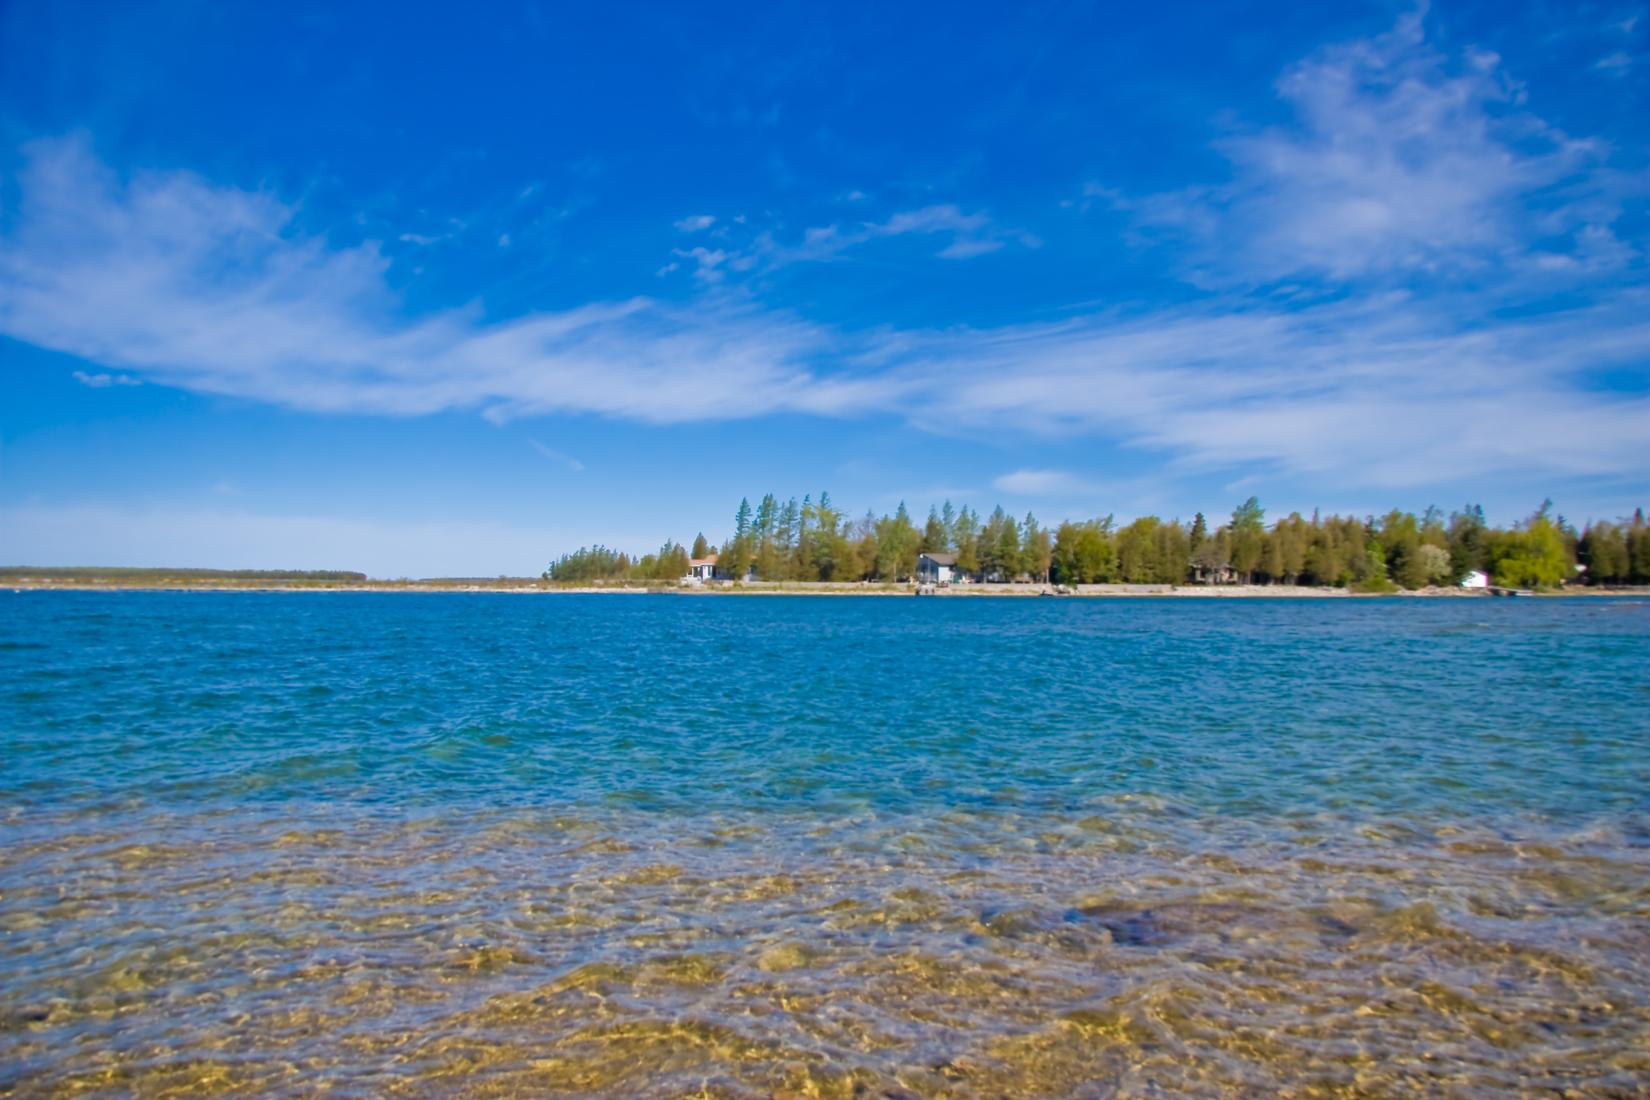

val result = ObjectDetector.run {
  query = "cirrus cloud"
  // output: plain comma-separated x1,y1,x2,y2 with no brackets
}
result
2,4,1645,503
0,136,899,425
1109,8,1639,289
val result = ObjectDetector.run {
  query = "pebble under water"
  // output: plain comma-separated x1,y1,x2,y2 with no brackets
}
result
2,591,1648,1097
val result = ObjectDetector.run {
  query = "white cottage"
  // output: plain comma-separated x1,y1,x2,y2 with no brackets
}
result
917,552,960,586
687,555,722,582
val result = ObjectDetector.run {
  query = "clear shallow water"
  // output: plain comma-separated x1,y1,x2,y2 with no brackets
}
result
2,592,1648,1097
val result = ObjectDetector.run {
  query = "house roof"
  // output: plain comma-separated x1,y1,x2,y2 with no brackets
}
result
919,552,959,565
689,555,718,568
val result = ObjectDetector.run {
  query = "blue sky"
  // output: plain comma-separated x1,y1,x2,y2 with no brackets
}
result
1,0,1646,576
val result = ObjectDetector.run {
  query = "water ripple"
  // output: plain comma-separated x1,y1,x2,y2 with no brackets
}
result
1,592,1647,1095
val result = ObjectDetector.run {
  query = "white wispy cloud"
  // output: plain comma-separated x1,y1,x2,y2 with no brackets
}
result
786,204,1034,263
0,136,897,425
1593,51,1633,75
528,439,584,471
1114,9,1633,288
71,369,141,388
674,214,716,232
895,295,1650,487
670,245,739,284
3,0,1646,511
992,469,1093,496
664,203,1034,280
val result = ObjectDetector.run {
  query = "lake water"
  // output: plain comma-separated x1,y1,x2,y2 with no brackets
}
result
2,592,1648,1096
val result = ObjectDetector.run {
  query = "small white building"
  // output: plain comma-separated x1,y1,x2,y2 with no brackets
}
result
1461,569,1489,589
687,555,721,582
917,552,959,585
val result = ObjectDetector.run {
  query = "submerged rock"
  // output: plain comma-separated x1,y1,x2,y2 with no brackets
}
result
1076,901,1284,946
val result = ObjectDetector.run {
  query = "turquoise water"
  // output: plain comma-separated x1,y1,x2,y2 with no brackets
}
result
2,592,1648,1096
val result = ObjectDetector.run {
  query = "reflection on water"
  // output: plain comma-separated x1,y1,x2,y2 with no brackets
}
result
2,593,1649,1095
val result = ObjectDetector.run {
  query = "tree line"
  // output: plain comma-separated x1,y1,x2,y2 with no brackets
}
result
545,495,1650,591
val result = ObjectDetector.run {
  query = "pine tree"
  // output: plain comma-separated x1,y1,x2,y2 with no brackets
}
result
1627,509,1650,583
995,512,1023,579
1023,512,1052,582
755,494,777,542
777,498,799,551
954,506,981,577
1229,497,1265,582
797,495,815,580
545,493,1640,593
921,507,948,554
979,507,1007,579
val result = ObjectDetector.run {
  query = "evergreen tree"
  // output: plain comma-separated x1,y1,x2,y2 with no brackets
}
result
718,498,756,580
979,506,1007,578
755,494,777,542
1382,510,1431,589
720,536,752,581
1051,522,1078,583
637,539,691,581
777,498,800,559
1303,530,1338,586
1627,509,1650,583
806,492,846,580
797,495,815,579
755,538,784,583
994,512,1023,579
545,545,630,582
921,507,949,554
1023,513,1052,582
1447,505,1489,581
954,506,981,577
546,493,1638,594
1229,497,1265,582
852,511,880,581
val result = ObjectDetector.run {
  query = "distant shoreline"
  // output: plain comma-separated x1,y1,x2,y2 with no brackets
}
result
5,578,1641,597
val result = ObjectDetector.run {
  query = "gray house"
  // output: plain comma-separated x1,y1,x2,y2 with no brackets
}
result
917,552,960,585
